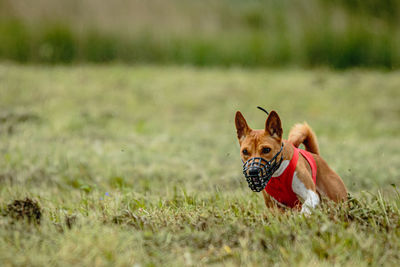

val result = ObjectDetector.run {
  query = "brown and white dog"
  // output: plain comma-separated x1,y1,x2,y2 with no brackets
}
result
235,110,347,213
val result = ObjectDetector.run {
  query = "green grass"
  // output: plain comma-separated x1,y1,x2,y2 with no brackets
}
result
0,64,399,266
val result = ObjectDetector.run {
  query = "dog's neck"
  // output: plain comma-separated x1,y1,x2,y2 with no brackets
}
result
272,160,290,177
271,142,294,177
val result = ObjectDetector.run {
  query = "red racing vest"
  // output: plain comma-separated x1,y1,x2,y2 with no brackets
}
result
265,144,317,208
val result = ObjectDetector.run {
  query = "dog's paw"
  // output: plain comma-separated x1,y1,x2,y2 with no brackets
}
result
300,206,312,216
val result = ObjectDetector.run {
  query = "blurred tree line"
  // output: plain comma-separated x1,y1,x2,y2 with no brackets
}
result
0,0,399,68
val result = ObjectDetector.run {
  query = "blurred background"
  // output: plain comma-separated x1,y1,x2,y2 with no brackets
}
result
0,0,399,68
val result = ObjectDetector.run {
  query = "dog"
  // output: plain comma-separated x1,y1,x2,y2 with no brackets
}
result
235,110,347,214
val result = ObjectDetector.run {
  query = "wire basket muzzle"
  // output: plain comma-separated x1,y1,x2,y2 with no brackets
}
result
242,157,272,192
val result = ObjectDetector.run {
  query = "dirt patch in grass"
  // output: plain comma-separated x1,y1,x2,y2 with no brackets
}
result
6,198,42,224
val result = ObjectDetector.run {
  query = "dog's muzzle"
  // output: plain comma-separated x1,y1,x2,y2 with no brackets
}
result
242,144,284,192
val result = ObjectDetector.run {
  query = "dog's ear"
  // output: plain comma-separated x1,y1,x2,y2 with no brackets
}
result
265,110,282,140
235,111,250,142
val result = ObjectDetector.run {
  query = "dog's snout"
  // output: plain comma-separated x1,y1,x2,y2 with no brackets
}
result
248,167,260,176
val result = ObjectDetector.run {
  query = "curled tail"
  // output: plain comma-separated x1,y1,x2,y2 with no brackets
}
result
288,123,320,155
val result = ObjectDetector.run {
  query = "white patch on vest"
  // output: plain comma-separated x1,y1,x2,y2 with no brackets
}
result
292,172,320,214
272,160,290,177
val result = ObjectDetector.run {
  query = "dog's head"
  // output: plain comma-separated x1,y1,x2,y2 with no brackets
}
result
235,110,283,191
235,110,283,161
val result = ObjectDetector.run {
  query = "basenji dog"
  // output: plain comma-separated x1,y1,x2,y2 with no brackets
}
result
235,110,347,214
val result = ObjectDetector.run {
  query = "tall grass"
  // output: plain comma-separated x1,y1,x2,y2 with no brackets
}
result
0,0,399,68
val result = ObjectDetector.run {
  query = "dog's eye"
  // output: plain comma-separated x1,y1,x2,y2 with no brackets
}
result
262,147,271,154
242,149,249,155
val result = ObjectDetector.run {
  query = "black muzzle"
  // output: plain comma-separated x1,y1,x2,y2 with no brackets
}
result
242,144,284,192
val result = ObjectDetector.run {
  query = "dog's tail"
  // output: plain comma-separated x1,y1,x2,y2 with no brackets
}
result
288,123,320,155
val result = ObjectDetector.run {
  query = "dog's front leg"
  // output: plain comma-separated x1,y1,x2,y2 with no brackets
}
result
301,190,320,215
262,190,286,212
292,172,320,215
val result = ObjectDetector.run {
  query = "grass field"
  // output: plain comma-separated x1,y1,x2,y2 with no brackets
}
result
0,64,399,266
